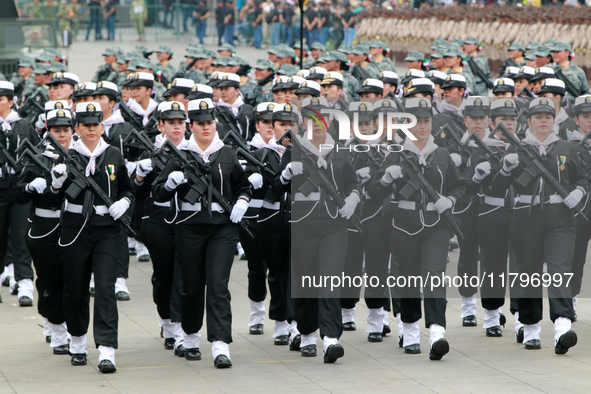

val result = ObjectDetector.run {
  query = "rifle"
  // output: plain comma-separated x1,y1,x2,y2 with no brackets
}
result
44,133,137,236
235,147,276,178
397,149,465,239
554,67,581,98
347,134,387,171
466,56,493,90
576,130,591,175
19,88,47,121
162,139,254,238
351,64,371,85
15,138,42,156
173,57,199,80
117,97,145,132
518,86,535,98
221,127,251,153
494,123,589,221
15,148,51,174
463,131,502,173
0,136,19,173
278,129,364,234
122,129,170,175
442,123,471,167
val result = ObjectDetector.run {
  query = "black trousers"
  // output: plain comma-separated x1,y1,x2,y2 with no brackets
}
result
391,224,449,328
455,203,480,298
258,210,293,322
0,194,33,281
571,213,591,297
478,208,519,311
145,217,183,322
175,222,237,344
340,212,390,310
26,219,65,324
62,225,120,348
292,219,347,339
510,207,576,324
239,219,268,303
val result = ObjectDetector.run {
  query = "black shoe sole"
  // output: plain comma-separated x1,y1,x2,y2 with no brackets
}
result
429,339,449,361
516,327,524,344
289,335,301,351
555,331,577,354
324,344,344,363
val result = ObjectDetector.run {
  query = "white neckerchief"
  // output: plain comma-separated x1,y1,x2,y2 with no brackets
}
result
438,99,465,118
268,137,286,156
217,96,244,117
128,98,158,126
249,133,268,149
522,129,560,156
403,134,438,166
102,109,125,137
298,133,334,169
43,145,60,160
72,137,109,176
0,110,21,132
155,134,188,149
553,107,569,136
570,130,586,141
182,132,224,163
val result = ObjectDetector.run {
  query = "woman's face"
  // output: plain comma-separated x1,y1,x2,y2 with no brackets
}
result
576,112,591,135
55,83,74,100
161,118,186,144
491,116,517,135
256,119,274,143
49,125,73,149
410,116,432,143
528,112,555,136
122,87,132,102
273,90,286,104
273,120,290,141
0,96,13,114
464,115,489,135
93,94,113,114
190,119,216,145
76,122,104,147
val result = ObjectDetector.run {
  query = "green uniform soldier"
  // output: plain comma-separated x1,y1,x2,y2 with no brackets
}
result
499,42,526,77
93,48,119,83
245,59,275,107
324,51,359,98
47,62,69,73
463,37,492,96
550,41,590,96
155,45,177,87
444,46,476,95
24,26,52,47
369,40,396,73
350,44,380,82
183,51,209,84
26,0,45,18
45,0,59,29
57,2,75,47
10,57,35,98
130,0,148,42
70,0,80,39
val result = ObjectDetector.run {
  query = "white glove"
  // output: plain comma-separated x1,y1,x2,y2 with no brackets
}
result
281,161,303,181
230,199,249,223
473,161,491,183
165,171,187,190
564,188,585,209
356,166,371,184
35,113,46,130
125,161,137,175
248,173,264,189
27,177,47,194
450,153,462,167
339,192,360,219
434,196,454,214
108,198,131,220
51,163,67,190
136,158,153,178
381,165,402,185
502,153,519,173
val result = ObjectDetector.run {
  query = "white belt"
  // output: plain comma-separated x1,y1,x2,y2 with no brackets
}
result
153,201,171,207
180,202,224,212
484,196,505,207
249,199,263,208
518,195,564,205
262,201,280,210
293,192,327,202
35,208,61,218
398,200,436,211
65,203,109,215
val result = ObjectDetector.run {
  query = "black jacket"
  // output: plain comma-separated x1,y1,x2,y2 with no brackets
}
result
0,119,40,190
215,104,256,142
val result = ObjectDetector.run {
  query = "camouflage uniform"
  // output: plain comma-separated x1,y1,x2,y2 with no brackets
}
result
184,68,208,84
342,71,359,98
552,62,590,96
302,57,317,69
465,53,492,96
26,1,44,18
93,64,118,83
57,3,75,46
240,78,260,107
158,63,176,85
371,57,396,73
45,1,59,29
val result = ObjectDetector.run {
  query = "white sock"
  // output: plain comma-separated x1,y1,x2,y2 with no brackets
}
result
89,273,95,289
573,297,578,311
460,295,477,318
43,318,52,336
273,320,290,338
98,345,115,364
160,318,175,339
341,308,355,324
115,277,129,294
212,340,230,360
17,279,34,300
554,317,572,346
248,300,266,326
429,324,445,349
127,237,136,249
173,325,184,348
382,308,390,327
289,320,299,337
50,323,68,347
184,331,201,349
366,308,384,333
300,331,317,348
402,321,420,347
514,311,524,332
136,241,149,257
0,263,12,282
322,336,338,354
237,242,245,256
483,308,500,329
70,335,87,354
523,323,541,343
396,312,403,340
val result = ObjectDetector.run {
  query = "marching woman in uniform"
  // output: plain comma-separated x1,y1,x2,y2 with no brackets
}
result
368,98,465,360
490,98,586,354
13,108,75,354
134,101,187,356
284,98,360,363
46,102,134,373
152,98,251,368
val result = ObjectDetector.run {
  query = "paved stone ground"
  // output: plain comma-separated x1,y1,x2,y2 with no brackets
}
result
1,32,591,394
